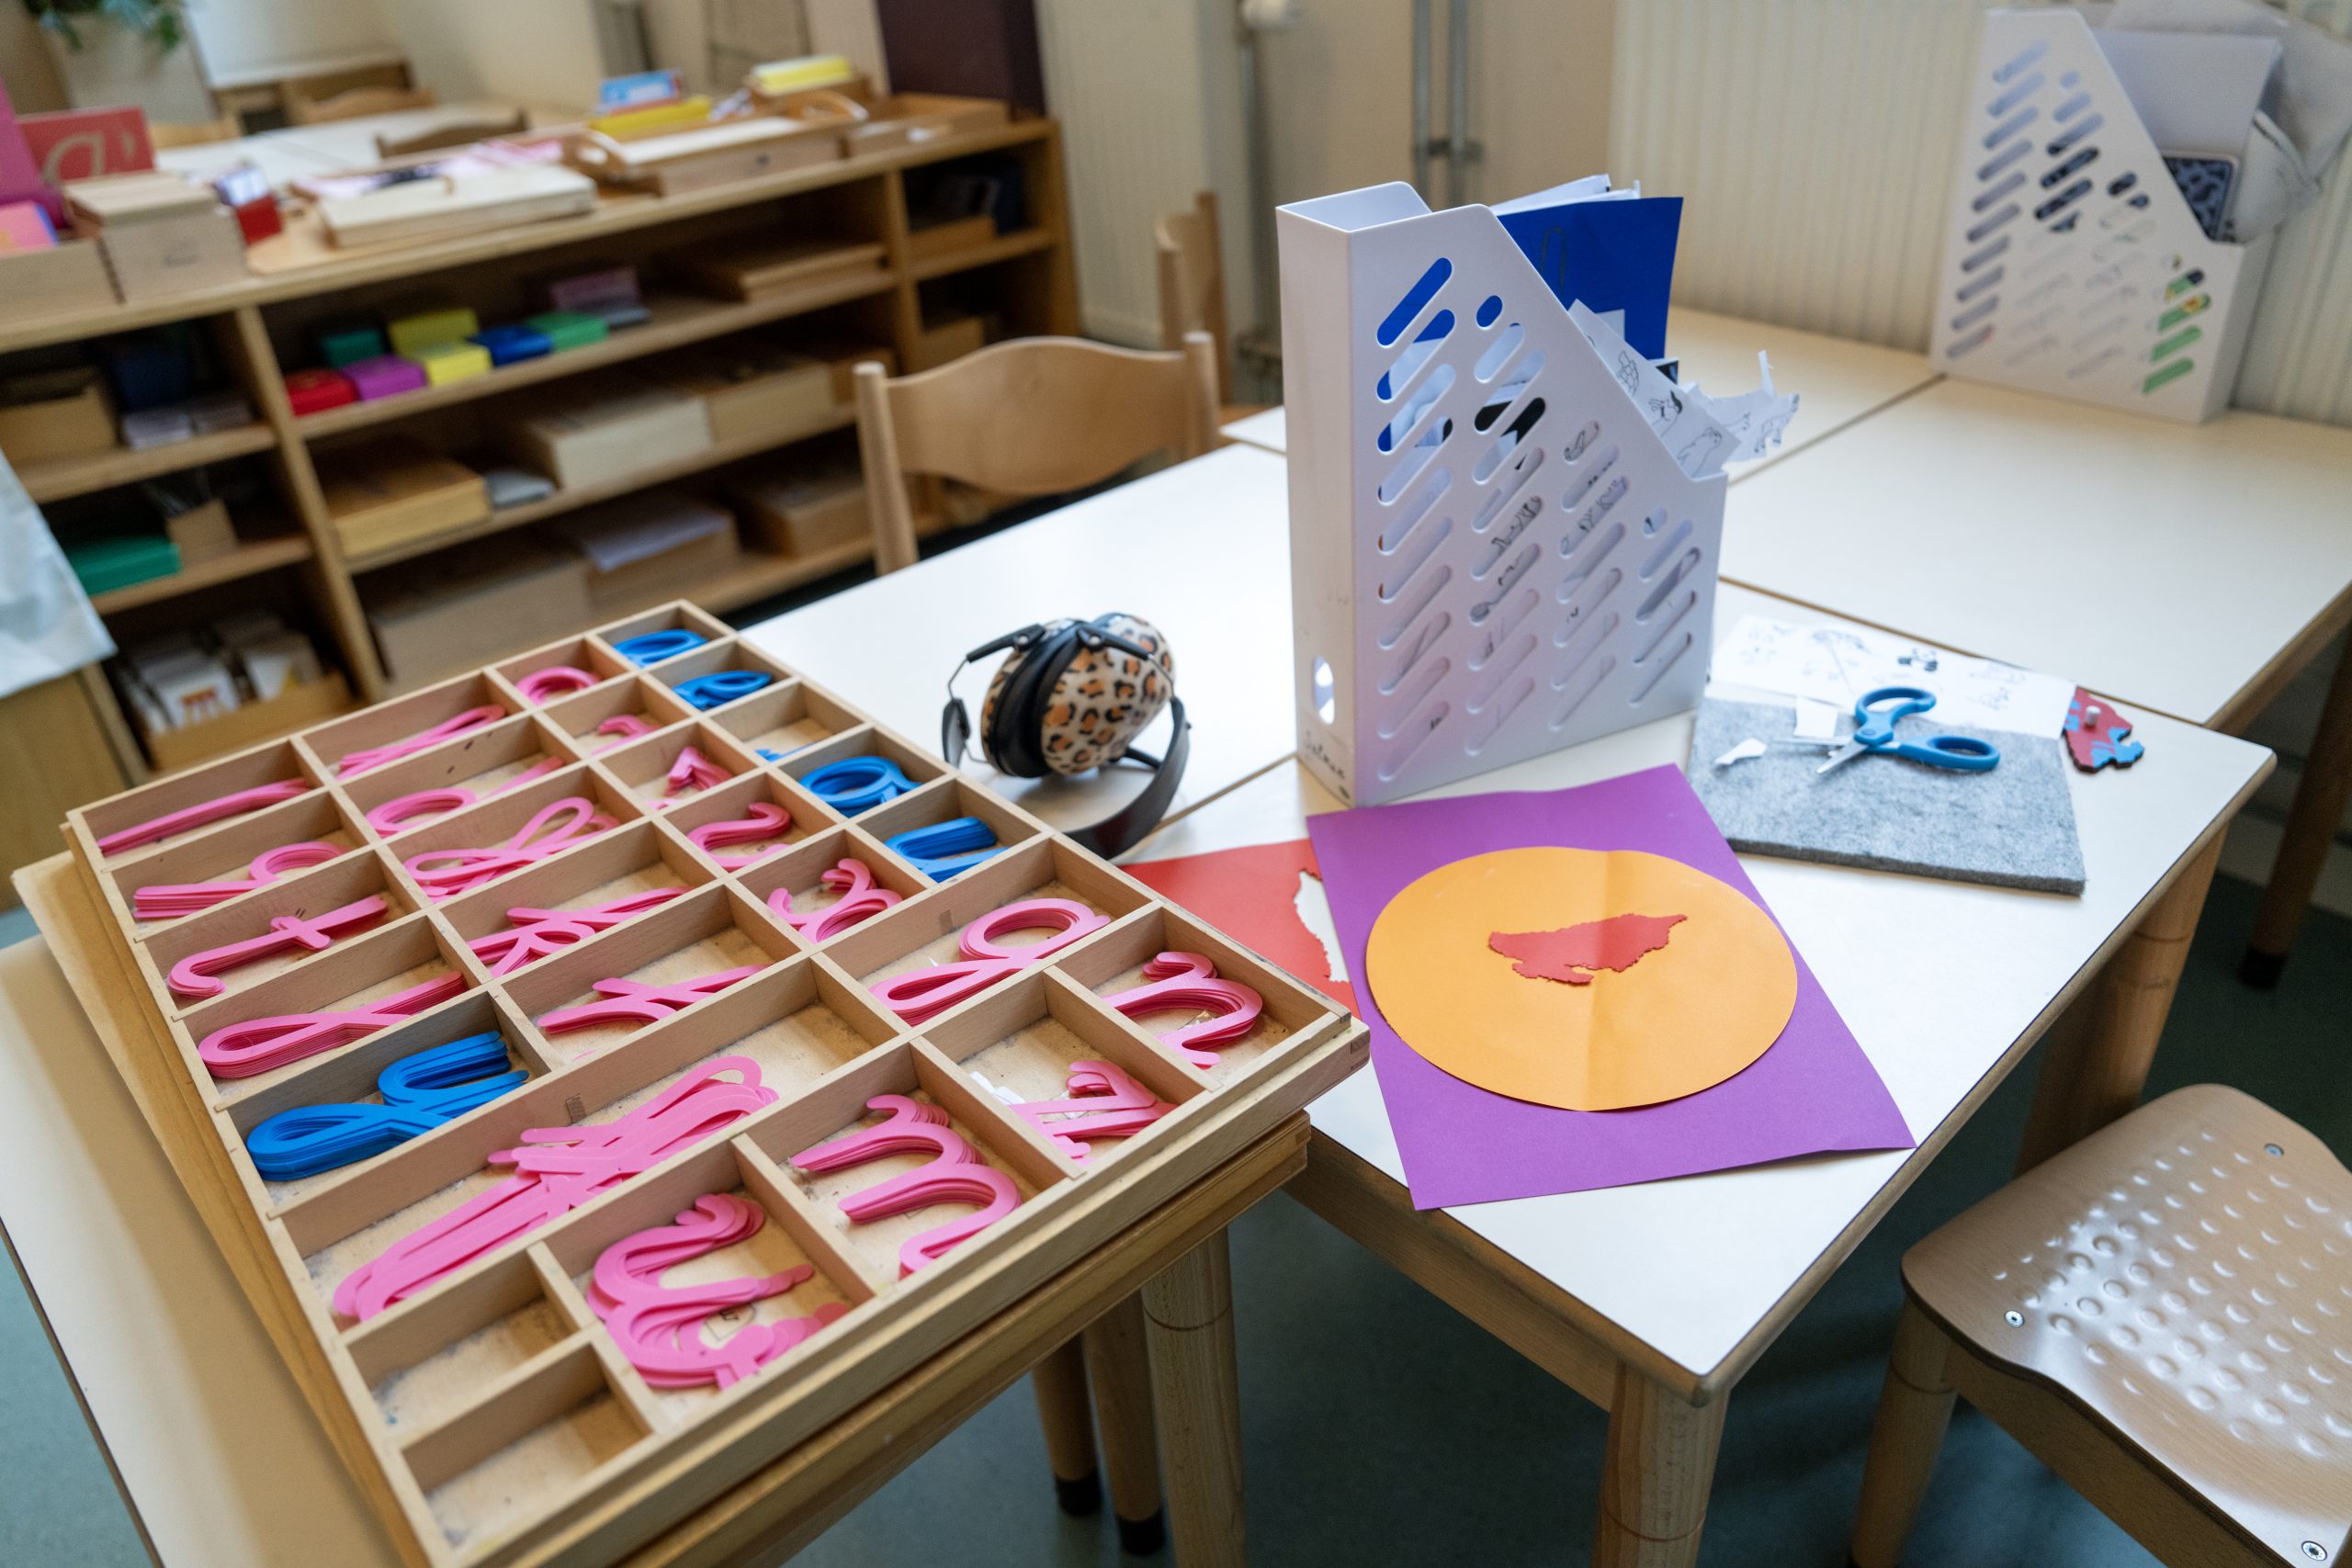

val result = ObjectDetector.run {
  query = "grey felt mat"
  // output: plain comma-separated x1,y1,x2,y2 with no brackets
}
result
1687,697,2086,894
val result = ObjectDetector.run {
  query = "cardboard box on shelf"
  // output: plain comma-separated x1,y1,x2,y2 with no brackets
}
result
162,497,237,565
907,211,997,261
0,367,115,467
319,437,491,558
540,489,741,609
142,673,349,773
64,172,247,301
838,94,1010,156
670,233,887,300
654,341,833,444
916,310,986,366
0,241,117,328
797,337,897,402
733,462,868,558
507,372,710,491
364,536,594,687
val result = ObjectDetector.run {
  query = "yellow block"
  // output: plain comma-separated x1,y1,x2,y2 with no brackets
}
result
587,96,714,141
749,54,854,95
388,307,480,358
416,341,492,386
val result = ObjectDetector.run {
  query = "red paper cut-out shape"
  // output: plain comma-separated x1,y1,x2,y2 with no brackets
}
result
1488,912,1688,987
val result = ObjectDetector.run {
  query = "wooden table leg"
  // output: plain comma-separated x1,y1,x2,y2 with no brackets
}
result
1849,1303,1958,1568
1085,1293,1167,1553
1142,1231,1246,1567
1592,1363,1729,1568
1031,1336,1102,1516
2016,833,2222,1172
2243,636,2352,988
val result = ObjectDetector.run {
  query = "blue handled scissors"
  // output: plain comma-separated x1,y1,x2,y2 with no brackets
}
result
1815,686,2001,776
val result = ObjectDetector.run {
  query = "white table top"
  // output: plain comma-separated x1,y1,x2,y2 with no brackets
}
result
742,444,1300,835
1218,307,1939,479
0,934,393,1567
1125,581,2271,1382
1721,378,2352,728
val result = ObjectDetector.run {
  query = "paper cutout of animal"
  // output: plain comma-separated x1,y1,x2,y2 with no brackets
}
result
2063,686,2144,771
1488,912,1688,986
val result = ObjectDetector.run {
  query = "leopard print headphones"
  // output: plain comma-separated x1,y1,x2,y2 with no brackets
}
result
940,613,1189,858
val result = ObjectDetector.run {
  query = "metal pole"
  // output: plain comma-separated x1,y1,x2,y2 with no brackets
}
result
1241,11,1280,368
1411,0,1433,198
1447,0,1470,207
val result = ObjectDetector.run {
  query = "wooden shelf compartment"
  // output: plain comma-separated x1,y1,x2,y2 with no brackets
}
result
908,228,1055,283
0,120,1057,359
87,535,313,615
17,423,279,504
290,272,898,439
344,405,859,573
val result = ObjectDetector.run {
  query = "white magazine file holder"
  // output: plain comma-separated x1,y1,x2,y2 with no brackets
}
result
1930,6,2276,423
1278,182,1726,807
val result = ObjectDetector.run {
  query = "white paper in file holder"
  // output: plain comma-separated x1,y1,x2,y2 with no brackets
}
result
1276,182,1727,807
1930,7,2277,423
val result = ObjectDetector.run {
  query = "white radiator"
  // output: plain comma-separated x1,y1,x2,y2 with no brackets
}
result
1609,0,2352,425
1034,0,1223,346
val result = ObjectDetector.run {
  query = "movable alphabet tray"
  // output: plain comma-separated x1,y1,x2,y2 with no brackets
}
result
33,602,1367,1567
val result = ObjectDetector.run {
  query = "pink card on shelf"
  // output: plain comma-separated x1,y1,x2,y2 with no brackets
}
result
0,198,55,251
1306,764,1913,1210
345,354,427,400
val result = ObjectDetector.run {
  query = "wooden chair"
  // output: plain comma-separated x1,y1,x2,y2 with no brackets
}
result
852,332,1219,575
148,118,242,151
1850,1085,2352,1568
288,84,438,127
1156,190,1263,424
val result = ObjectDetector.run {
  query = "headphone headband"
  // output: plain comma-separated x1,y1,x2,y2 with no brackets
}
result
939,613,1188,859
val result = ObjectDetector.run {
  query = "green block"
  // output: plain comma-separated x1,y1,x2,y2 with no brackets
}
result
526,311,609,352
315,322,388,369
65,534,179,596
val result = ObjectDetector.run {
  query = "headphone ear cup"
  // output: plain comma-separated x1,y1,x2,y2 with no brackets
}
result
983,621,1081,778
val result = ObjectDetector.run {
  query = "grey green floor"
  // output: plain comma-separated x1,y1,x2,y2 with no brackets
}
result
3,877,2344,1567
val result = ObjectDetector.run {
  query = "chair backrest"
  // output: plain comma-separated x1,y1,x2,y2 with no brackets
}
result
377,113,528,160
290,85,438,127
149,118,242,151
854,333,1219,574
1156,191,1230,403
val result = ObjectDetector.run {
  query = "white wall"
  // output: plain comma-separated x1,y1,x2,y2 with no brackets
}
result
383,0,606,109
182,0,401,89
1038,0,1613,350
1034,0,1225,345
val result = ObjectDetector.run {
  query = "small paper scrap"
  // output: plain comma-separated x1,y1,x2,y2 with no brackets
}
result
1792,698,1840,740
1714,615,2075,737
2064,686,2144,772
1713,737,1768,767
1568,301,1801,478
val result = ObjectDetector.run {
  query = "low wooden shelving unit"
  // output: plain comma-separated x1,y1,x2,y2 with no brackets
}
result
6,116,1076,778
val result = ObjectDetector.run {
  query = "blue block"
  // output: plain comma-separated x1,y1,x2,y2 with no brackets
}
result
470,323,554,367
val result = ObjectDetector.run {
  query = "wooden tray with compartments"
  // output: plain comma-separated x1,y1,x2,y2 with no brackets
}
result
40,601,1367,1568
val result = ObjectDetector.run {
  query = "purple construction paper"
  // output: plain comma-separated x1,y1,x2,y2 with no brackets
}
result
1306,764,1913,1210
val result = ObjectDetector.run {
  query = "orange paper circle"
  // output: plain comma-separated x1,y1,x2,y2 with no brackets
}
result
1365,847,1798,1111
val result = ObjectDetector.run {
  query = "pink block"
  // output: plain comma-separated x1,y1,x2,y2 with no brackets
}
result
345,354,427,400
